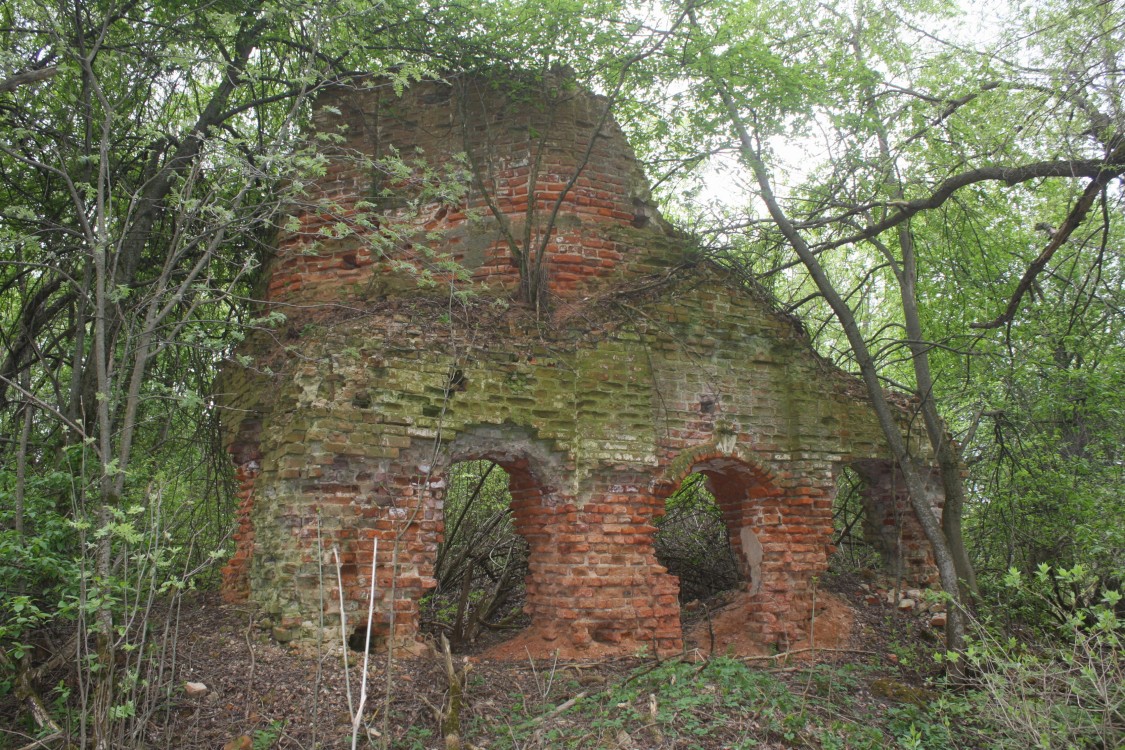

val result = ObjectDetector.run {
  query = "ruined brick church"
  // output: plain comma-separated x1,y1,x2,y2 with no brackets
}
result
218,72,942,657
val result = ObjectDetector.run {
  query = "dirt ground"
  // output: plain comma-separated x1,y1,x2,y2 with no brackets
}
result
144,596,659,749
1,571,949,749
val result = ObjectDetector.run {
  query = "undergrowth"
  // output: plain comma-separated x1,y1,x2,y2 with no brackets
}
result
466,656,979,749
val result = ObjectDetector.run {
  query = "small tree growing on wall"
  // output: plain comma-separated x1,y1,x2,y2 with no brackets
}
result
443,8,693,311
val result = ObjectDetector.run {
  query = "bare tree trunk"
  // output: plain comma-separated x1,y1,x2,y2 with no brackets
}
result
898,255,979,598
844,22,979,600
867,108,980,599
14,368,33,544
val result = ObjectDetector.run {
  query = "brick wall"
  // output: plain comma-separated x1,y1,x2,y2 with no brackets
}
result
265,73,675,306
217,72,942,657
853,459,943,587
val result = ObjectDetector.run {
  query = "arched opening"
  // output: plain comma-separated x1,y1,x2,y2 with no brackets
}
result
419,458,535,651
830,465,884,574
656,454,854,654
654,473,740,603
657,458,780,642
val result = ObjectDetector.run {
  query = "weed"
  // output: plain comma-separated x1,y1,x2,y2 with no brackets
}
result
251,720,285,750
401,725,433,750
885,704,956,750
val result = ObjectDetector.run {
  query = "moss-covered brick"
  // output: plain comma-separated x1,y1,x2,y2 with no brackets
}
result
217,71,944,659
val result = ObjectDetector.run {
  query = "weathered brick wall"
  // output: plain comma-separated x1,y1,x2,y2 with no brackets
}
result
853,460,943,587
218,72,942,657
266,74,674,305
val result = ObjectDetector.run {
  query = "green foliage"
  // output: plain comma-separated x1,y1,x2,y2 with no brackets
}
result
884,702,958,750
252,720,286,750
0,0,502,741
475,657,981,749
0,471,81,688
401,723,434,750
938,567,1125,749
624,0,1122,656
963,302,1125,609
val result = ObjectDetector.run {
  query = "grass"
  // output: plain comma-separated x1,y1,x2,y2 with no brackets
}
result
462,656,977,749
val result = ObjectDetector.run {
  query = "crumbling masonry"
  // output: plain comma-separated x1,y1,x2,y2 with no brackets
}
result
218,73,942,657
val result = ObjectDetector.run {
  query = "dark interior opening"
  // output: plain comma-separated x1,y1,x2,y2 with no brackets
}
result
420,459,530,652
830,465,881,574
347,621,388,653
655,472,740,604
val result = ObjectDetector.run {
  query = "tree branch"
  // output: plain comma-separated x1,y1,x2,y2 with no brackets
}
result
0,67,57,93
972,157,1122,329
819,157,1125,254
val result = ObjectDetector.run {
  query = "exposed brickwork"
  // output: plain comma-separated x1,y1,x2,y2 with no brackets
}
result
218,72,943,657
853,460,943,587
264,74,676,307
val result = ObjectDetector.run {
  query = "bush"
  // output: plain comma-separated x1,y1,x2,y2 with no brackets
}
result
423,461,529,647
945,566,1124,749
0,423,236,746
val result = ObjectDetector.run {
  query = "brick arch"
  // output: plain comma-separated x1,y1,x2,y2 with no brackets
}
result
656,450,837,646
657,454,782,598
443,422,568,496
654,444,772,496
436,452,548,575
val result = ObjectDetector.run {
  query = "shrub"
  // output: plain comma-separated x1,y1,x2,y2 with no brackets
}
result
944,566,1124,749
424,461,528,647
